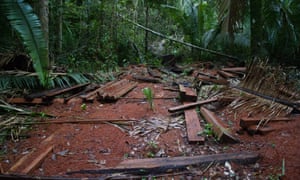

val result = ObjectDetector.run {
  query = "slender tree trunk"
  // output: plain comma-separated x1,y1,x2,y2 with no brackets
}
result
58,0,63,53
144,5,149,55
250,0,263,57
34,0,50,69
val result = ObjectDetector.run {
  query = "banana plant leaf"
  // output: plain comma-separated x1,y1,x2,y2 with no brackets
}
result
1,0,49,87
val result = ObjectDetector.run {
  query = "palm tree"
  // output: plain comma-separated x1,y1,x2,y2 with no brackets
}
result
0,0,50,87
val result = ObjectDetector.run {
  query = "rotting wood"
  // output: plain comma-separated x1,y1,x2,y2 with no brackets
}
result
222,67,246,72
132,75,161,83
64,84,99,102
108,82,138,100
67,152,259,175
240,116,297,128
97,80,138,101
21,145,54,174
147,67,162,79
81,81,116,101
179,85,197,102
184,106,205,143
168,97,218,113
246,125,276,135
197,75,229,85
196,72,218,79
13,119,135,126
200,107,239,143
218,70,238,78
8,132,57,174
6,98,47,105
45,83,90,97
27,83,90,99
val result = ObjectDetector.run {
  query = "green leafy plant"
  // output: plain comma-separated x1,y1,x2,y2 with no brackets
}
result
198,123,213,137
1,0,50,87
142,87,154,110
80,103,87,111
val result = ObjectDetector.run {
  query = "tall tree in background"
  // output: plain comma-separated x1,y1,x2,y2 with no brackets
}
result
250,0,263,56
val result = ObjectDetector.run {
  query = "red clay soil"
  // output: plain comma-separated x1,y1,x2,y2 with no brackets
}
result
1,68,300,179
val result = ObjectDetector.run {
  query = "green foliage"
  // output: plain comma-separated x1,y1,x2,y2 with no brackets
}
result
198,123,213,137
142,87,154,110
1,0,50,87
263,0,300,62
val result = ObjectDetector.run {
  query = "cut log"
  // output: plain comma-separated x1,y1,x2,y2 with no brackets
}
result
240,116,296,128
67,152,259,175
168,97,218,113
200,107,239,143
132,75,161,83
184,107,205,143
179,85,197,102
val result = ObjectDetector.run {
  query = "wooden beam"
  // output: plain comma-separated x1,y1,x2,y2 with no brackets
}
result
179,85,197,102
21,145,54,174
198,75,229,85
168,98,218,113
27,83,90,99
240,116,297,128
8,133,56,174
67,152,259,175
218,70,238,78
132,75,161,83
184,107,205,143
222,67,246,72
200,107,239,143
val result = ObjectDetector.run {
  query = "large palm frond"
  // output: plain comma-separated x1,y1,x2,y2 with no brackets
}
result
263,0,300,60
1,0,50,87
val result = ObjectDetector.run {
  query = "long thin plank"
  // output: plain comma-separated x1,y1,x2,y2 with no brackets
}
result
200,107,239,143
222,67,246,72
168,97,218,113
218,70,238,78
240,116,297,128
67,152,259,175
21,145,54,174
184,107,205,143
8,132,57,174
45,83,90,97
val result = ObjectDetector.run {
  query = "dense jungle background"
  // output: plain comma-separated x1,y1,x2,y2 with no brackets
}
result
0,0,299,89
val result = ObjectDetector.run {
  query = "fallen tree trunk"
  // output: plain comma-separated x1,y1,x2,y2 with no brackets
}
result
121,15,240,61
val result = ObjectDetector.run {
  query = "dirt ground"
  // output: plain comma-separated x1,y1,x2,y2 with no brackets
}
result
0,65,300,179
